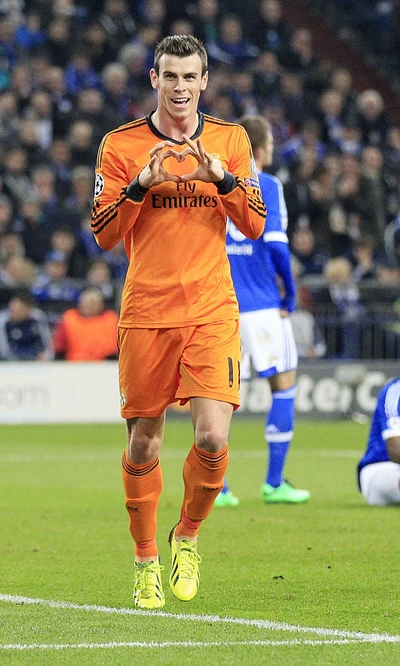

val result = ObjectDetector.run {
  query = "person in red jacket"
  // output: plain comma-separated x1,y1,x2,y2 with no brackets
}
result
53,288,118,361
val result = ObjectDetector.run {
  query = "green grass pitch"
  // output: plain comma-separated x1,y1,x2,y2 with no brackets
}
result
1,417,400,665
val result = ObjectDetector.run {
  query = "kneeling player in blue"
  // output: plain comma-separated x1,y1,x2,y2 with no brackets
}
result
215,115,310,507
357,378,400,506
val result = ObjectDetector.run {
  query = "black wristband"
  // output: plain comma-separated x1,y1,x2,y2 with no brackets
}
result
126,177,149,202
214,170,237,195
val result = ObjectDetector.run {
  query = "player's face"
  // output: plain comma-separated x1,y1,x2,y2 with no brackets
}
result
150,54,208,122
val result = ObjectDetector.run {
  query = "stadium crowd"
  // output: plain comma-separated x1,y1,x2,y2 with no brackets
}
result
0,0,400,360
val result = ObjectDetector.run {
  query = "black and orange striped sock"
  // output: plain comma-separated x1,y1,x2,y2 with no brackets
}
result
175,444,229,540
121,450,163,560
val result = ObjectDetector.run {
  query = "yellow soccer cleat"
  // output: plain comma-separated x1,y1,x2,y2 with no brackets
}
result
133,558,165,610
168,528,202,601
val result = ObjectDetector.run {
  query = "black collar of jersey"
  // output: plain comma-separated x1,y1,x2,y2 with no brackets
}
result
146,111,204,144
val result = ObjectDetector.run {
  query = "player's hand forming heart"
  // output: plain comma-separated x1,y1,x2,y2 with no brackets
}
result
179,135,224,183
138,136,225,188
138,141,195,188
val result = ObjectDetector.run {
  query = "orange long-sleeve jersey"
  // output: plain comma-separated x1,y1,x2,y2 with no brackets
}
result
91,112,266,328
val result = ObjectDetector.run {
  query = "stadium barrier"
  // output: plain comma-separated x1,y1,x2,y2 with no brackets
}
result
0,360,399,424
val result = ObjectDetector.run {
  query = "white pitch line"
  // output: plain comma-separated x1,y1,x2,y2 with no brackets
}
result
1,594,399,644
0,449,361,463
0,639,364,651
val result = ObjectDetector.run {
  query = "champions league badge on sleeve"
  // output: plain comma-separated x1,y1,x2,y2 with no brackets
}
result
94,173,105,197
244,157,260,188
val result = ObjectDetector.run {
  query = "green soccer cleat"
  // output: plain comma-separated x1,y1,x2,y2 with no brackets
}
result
213,490,240,507
133,558,165,609
261,480,310,504
169,527,202,601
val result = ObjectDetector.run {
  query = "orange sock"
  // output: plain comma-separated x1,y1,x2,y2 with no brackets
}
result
121,450,163,560
175,444,228,540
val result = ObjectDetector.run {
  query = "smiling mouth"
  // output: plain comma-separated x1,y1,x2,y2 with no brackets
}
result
171,98,190,106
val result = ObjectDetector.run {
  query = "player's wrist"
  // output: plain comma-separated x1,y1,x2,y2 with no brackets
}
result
126,177,149,202
214,170,236,195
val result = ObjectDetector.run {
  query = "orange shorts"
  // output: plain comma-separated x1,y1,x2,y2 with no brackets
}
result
118,320,241,418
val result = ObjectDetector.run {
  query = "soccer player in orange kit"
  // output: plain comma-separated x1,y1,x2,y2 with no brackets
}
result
91,35,266,609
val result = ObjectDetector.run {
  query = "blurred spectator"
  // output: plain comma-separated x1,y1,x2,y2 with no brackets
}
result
48,138,72,202
264,101,294,151
384,126,400,178
168,18,194,39
0,17,17,85
14,11,46,53
30,164,60,213
24,89,54,151
207,90,237,121
361,145,387,226
329,67,357,121
0,232,25,264
67,120,97,169
70,87,121,144
227,71,258,117
64,49,100,96
104,239,128,280
31,250,81,305
281,28,320,80
0,194,14,234
290,227,329,275
252,51,281,106
290,285,326,359
101,61,129,119
335,153,384,250
317,89,347,149
85,257,116,303
191,0,221,44
0,90,20,146
119,42,149,106
247,0,290,57
17,118,48,168
336,121,362,157
83,20,116,73
98,0,136,56
47,228,87,279
350,236,378,282
132,23,162,72
207,14,259,69
279,72,311,130
356,89,389,147
45,66,74,138
139,0,167,33
64,165,93,220
11,196,50,264
308,162,338,251
323,256,365,359
77,212,105,261
52,288,118,361
46,17,73,69
280,118,326,165
384,213,400,269
30,50,52,89
0,291,53,361
2,147,34,207
283,155,315,237
0,255,37,287
10,62,33,114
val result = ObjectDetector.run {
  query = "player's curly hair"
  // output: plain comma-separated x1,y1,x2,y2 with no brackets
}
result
154,35,208,76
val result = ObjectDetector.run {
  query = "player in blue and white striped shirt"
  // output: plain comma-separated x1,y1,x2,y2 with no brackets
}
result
215,115,310,506
358,378,400,505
